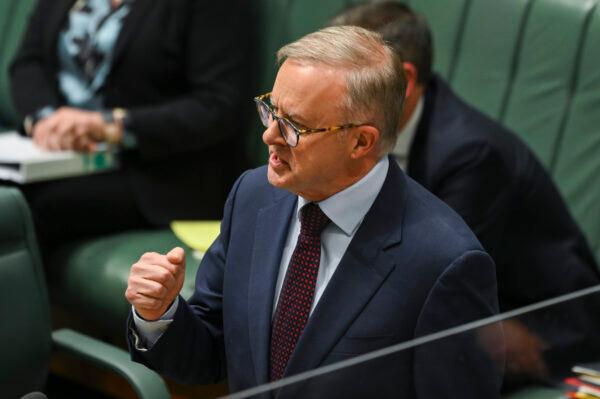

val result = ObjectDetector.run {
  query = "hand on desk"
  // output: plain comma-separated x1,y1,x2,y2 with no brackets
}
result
125,247,187,321
32,107,107,152
503,319,549,379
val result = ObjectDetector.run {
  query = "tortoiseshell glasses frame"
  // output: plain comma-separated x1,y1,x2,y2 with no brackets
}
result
254,92,362,147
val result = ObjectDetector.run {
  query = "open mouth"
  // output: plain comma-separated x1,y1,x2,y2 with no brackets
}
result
269,152,289,168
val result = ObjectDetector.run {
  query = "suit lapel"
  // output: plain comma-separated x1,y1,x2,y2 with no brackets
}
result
111,0,156,67
283,160,407,380
248,190,297,386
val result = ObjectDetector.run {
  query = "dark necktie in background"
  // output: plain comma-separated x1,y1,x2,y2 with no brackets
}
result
270,202,330,381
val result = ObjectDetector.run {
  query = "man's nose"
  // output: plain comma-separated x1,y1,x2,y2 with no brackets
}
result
262,120,286,146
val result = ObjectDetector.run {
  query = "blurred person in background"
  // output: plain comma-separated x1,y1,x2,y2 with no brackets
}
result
331,1,600,389
8,0,253,255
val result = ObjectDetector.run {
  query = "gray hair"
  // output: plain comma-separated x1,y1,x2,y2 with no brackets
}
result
277,25,406,154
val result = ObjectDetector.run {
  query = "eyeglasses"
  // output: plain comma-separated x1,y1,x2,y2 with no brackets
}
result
254,92,362,147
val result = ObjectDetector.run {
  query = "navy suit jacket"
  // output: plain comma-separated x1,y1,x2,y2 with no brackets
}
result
129,160,502,398
408,76,600,361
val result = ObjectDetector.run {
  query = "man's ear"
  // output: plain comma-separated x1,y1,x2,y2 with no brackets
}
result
350,125,380,159
403,62,419,99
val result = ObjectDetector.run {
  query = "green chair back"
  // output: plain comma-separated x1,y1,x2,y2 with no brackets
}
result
0,187,52,398
553,4,600,260
414,0,600,262
0,0,36,128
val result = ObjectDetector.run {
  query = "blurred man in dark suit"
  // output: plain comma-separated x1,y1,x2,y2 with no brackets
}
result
331,1,600,387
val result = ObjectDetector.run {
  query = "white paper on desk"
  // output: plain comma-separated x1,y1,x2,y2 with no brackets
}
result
0,131,78,163
0,131,117,183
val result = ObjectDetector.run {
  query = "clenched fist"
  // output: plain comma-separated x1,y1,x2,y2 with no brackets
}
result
125,247,186,321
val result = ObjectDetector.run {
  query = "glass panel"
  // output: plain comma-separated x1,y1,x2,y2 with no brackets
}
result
220,284,600,399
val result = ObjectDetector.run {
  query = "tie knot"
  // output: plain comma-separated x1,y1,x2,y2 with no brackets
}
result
299,203,330,237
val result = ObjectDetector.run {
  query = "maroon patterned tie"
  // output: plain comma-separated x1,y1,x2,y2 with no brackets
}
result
269,202,331,381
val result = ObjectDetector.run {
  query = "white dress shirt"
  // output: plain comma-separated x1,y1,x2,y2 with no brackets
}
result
392,97,424,170
273,156,389,315
133,157,389,348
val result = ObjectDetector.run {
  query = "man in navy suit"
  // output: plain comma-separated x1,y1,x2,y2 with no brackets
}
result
331,1,600,387
125,26,502,398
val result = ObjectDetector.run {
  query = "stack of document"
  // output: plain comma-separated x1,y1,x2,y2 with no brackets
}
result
565,365,600,399
0,131,117,183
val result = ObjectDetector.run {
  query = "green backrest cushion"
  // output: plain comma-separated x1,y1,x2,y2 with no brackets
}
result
500,0,595,168
0,0,36,128
413,0,600,259
419,0,600,262
411,0,469,80
553,4,600,261
51,230,197,334
0,187,52,398
287,0,350,42
416,0,594,168
0,0,14,128
449,0,531,119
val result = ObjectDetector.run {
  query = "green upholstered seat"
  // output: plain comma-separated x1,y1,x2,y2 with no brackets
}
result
50,229,200,335
0,186,170,399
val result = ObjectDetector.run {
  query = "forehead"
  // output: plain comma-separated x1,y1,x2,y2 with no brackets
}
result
271,60,348,123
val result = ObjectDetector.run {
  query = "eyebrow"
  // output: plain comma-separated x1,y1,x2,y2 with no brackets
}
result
269,96,311,128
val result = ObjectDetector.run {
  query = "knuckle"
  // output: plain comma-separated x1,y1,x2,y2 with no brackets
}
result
131,261,143,272
124,288,136,302
148,284,162,298
127,272,140,285
158,268,171,282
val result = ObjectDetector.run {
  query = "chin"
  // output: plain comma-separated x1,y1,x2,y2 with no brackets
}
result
267,166,292,189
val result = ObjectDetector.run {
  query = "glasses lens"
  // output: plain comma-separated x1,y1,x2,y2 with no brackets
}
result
279,118,298,147
255,101,272,127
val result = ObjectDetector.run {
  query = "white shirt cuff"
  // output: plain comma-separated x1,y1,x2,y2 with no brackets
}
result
131,297,179,350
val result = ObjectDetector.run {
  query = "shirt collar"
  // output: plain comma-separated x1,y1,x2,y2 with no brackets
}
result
297,156,389,237
392,96,424,167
